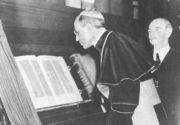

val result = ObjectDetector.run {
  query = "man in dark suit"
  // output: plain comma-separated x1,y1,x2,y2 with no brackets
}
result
148,18,180,125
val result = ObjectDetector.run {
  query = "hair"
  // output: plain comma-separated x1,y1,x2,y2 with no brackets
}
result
75,9,105,28
161,18,172,30
150,18,173,30
148,17,173,38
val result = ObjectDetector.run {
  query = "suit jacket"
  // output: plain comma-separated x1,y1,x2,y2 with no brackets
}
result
153,48,180,125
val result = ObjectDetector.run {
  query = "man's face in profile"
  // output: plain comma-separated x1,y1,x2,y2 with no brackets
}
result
74,19,92,49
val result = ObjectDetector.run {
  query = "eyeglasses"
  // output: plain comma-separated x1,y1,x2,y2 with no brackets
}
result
74,30,79,36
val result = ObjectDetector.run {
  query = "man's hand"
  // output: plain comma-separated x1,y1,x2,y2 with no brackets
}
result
97,83,109,99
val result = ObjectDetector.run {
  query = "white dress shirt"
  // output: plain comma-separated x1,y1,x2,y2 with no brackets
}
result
153,45,170,62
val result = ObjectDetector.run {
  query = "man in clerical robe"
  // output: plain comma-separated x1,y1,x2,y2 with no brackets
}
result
73,9,153,125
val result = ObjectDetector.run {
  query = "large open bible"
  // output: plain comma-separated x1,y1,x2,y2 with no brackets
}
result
15,55,82,109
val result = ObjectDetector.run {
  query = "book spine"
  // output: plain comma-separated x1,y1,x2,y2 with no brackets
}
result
70,55,94,99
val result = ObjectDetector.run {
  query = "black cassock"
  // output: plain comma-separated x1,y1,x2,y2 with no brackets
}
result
94,31,153,125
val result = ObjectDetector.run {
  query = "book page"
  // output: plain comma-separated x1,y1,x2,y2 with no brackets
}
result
15,55,56,109
37,55,82,105
57,57,82,102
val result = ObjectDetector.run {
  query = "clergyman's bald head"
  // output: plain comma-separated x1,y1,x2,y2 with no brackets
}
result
75,9,105,28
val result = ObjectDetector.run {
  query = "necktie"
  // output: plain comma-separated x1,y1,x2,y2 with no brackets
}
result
155,53,160,66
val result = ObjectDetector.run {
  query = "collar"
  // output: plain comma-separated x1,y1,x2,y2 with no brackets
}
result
92,29,107,47
153,45,170,62
94,30,110,52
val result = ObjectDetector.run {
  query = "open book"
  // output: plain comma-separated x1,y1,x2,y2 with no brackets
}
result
15,55,82,109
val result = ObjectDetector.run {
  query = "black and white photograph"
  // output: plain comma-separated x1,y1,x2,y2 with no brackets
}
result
0,0,179,125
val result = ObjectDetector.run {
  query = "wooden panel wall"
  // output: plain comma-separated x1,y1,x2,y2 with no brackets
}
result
0,0,78,56
0,0,140,57
168,0,180,50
